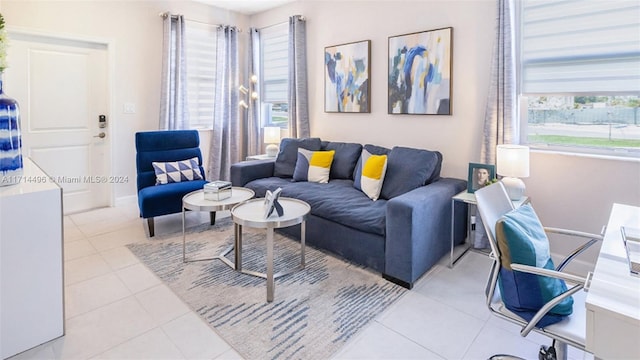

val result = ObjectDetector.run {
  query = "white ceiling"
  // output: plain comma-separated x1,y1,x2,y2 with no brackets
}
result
193,0,296,15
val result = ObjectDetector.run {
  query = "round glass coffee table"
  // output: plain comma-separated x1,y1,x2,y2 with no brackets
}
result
182,187,255,262
230,197,311,302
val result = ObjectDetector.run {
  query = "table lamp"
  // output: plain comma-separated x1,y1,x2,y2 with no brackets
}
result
263,127,281,157
496,144,530,200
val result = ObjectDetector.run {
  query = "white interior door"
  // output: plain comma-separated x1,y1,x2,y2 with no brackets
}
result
5,32,111,214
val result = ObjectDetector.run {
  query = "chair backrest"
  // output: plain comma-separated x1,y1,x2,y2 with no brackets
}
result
475,182,515,257
135,130,204,191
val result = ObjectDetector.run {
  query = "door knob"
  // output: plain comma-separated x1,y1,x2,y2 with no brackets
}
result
93,132,106,139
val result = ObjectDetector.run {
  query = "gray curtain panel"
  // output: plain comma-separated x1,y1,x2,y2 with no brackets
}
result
159,13,189,130
247,28,262,156
287,15,310,139
481,0,517,165
477,0,517,249
209,26,241,181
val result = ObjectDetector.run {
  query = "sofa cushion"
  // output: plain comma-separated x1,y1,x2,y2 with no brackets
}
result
321,141,362,179
274,138,322,178
353,149,388,201
244,178,387,236
152,157,203,185
293,149,335,183
380,147,442,200
496,204,573,327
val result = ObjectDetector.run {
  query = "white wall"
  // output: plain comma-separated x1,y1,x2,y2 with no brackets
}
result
0,0,249,203
2,0,638,264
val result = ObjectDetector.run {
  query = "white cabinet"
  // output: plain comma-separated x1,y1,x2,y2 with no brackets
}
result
1,158,64,359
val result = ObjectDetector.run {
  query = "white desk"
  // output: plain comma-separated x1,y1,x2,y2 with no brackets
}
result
585,203,640,359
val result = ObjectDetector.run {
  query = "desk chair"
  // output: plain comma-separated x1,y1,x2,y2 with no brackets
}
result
136,130,212,236
474,182,601,360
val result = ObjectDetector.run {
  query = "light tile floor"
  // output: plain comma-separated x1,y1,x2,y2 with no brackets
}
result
9,203,593,360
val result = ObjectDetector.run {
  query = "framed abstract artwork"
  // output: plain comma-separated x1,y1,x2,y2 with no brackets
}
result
388,27,453,115
324,40,371,113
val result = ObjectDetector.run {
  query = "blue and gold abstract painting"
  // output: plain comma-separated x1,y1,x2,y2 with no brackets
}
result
388,27,452,115
325,40,371,113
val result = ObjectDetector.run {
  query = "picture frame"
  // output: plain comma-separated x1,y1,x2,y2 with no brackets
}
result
388,27,453,115
324,39,371,113
467,163,495,193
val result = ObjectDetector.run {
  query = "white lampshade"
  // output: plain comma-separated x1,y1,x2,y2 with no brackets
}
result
497,144,530,177
496,144,530,200
264,127,281,144
263,127,281,157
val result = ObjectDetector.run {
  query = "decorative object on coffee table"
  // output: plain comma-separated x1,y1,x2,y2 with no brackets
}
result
263,187,283,218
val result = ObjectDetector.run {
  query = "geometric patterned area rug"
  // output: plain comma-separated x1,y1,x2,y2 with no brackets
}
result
127,217,407,360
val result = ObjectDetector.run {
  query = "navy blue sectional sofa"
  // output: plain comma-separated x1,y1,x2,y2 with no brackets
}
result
231,138,467,289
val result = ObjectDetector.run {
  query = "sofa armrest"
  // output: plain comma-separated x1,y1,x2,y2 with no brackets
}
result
230,159,275,186
384,177,467,288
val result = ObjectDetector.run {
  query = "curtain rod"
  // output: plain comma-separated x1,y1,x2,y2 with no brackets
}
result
158,12,242,32
257,15,305,31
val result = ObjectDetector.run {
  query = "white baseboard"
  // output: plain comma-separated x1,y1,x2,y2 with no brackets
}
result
115,195,137,207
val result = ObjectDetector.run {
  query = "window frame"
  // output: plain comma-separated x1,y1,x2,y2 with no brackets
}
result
184,20,217,131
259,22,289,129
516,0,640,158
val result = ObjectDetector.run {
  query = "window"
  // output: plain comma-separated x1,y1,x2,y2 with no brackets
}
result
184,20,217,130
260,22,289,128
519,0,640,156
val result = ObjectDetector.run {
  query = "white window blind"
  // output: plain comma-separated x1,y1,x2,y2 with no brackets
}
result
521,0,640,94
185,20,217,129
260,22,289,103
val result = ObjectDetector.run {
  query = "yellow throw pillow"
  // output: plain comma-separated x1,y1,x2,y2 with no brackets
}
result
355,149,388,200
292,149,335,183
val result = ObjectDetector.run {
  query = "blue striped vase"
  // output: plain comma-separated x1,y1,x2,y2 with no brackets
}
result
0,74,22,186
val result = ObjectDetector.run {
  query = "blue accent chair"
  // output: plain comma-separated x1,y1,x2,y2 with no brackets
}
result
135,130,211,237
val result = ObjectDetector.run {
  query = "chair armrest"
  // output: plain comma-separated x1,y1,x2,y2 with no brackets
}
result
230,159,275,187
543,227,602,271
510,263,587,285
543,227,603,240
510,263,586,336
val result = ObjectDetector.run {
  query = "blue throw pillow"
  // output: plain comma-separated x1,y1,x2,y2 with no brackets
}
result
322,141,362,180
496,204,573,327
273,138,322,178
380,146,442,200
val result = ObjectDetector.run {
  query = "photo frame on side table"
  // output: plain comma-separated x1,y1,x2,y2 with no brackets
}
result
324,39,371,113
467,163,495,193
388,27,452,115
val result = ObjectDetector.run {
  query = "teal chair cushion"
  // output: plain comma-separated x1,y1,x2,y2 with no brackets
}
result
496,204,573,327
